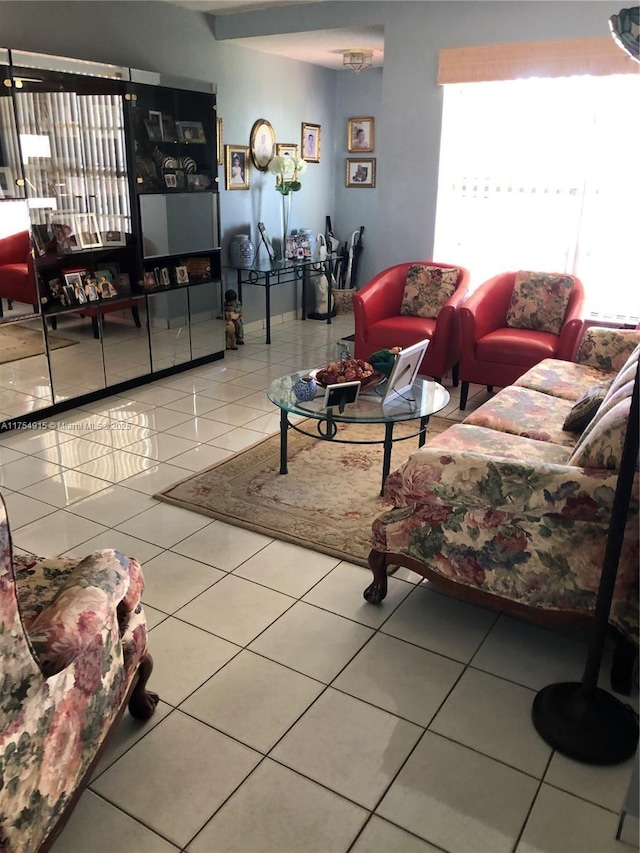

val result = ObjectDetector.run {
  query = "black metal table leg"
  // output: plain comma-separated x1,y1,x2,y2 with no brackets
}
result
419,415,430,447
279,407,288,474
381,421,394,495
236,270,243,304
265,274,272,345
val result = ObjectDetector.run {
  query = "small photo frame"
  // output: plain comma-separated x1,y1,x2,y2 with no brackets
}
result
346,158,376,188
31,224,52,256
301,123,321,163
348,117,375,153
250,118,276,171
175,265,189,285
94,269,118,299
160,267,171,286
143,270,156,290
75,213,103,249
217,117,223,165
101,229,127,247
63,269,89,304
144,111,163,142
176,120,206,143
50,217,79,253
382,339,431,406
162,114,177,143
114,272,131,296
164,172,178,189
0,166,15,198
82,273,100,302
225,145,250,191
323,381,361,412
276,143,298,159
257,221,276,262
186,173,210,191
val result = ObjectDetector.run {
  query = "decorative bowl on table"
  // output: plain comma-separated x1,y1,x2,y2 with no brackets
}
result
310,358,385,389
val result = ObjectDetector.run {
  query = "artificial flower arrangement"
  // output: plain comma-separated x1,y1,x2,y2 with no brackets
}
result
268,154,307,195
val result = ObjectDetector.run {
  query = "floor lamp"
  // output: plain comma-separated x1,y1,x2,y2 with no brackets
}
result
532,360,639,764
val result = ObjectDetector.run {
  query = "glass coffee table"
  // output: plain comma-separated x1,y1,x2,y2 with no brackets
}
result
267,371,450,495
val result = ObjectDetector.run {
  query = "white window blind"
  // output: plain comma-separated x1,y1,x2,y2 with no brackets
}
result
434,74,640,323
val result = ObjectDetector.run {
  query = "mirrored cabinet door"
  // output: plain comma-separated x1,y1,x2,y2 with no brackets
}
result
46,312,106,404
188,283,224,361
102,296,151,386
148,289,191,372
0,315,53,420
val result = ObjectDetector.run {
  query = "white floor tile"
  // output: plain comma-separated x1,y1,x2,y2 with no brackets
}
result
67,485,156,527
120,463,191,495
249,601,374,683
13,511,108,557
163,416,232,443
121,406,192,432
146,617,240,705
272,688,422,809
176,574,294,646
91,711,261,848
167,443,234,472
72,451,158,483
91,701,174,781
334,632,463,727
170,520,272,571
125,433,200,463
202,402,265,426
351,816,442,853
517,784,626,853
544,751,636,813
0,456,64,491
302,562,413,628
381,585,497,663
377,731,539,853
61,531,163,563
207,426,267,452
232,539,338,598
181,649,324,752
430,667,552,777
142,551,226,613
21,469,111,508
51,789,177,853
188,758,367,853
1,492,57,529
116,502,213,549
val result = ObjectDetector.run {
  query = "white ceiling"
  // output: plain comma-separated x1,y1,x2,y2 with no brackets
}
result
166,0,385,70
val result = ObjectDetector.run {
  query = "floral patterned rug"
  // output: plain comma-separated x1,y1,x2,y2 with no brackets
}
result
155,416,450,567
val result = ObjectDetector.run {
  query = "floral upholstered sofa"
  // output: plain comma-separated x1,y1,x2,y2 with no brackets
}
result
0,495,158,852
365,327,640,683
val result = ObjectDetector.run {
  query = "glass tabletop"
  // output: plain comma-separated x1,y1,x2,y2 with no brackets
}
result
223,258,322,273
267,371,450,424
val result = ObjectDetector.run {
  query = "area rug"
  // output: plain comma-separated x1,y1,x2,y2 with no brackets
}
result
155,416,450,567
0,324,78,364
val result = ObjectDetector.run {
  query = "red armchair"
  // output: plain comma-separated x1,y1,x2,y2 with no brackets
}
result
353,262,471,383
0,230,39,317
459,271,585,409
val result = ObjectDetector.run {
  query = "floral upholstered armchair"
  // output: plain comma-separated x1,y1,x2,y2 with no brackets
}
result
0,494,158,852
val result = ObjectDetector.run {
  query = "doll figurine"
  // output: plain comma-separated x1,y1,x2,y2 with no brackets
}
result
224,288,244,350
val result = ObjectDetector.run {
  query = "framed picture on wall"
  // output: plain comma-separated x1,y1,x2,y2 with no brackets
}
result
348,117,375,152
276,143,298,159
225,145,250,190
346,158,376,188
301,123,321,163
250,118,276,171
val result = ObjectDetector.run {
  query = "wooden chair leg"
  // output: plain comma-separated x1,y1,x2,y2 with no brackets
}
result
131,306,141,328
0,300,4,319
452,362,460,387
364,548,389,604
459,381,470,410
7,299,12,310
487,385,494,393
91,317,99,339
128,652,159,720
48,316,57,331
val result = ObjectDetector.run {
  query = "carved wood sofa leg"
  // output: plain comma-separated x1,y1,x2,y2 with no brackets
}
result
611,636,638,696
364,548,388,604
128,652,160,720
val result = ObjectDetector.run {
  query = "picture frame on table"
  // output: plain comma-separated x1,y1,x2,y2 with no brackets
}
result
50,218,79,254
301,122,321,163
217,117,223,165
164,171,178,189
345,158,376,188
186,173,210,191
175,265,189,285
225,145,250,191
31,224,52,256
347,117,375,153
114,272,131,296
249,118,276,171
144,111,163,142
101,229,127,247
0,166,15,197
75,213,103,249
143,270,157,290
257,221,276,262
63,268,89,305
176,120,206,143
160,267,171,287
94,269,118,299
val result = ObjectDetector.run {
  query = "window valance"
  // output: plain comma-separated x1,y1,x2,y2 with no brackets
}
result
438,37,638,84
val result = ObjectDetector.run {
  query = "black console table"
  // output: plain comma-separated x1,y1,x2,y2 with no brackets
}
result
226,259,331,344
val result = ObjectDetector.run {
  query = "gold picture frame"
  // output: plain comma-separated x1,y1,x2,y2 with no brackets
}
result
217,117,223,165
347,116,375,153
249,118,276,171
276,142,298,159
345,158,376,188
225,145,250,190
301,122,321,163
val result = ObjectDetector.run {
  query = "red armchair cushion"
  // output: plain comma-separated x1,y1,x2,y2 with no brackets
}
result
506,271,574,335
475,328,560,367
400,265,460,319
365,316,437,352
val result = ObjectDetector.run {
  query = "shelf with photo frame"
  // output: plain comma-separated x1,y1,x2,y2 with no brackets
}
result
129,81,218,196
140,249,221,296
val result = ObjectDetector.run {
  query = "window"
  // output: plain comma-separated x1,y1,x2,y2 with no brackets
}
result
434,75,640,322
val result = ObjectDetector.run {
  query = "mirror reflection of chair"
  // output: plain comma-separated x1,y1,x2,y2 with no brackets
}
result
459,270,585,410
353,261,471,384
0,230,39,317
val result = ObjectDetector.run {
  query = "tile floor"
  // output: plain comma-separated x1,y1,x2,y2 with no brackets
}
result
1,313,636,853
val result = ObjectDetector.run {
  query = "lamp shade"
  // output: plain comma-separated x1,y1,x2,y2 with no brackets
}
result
342,50,374,73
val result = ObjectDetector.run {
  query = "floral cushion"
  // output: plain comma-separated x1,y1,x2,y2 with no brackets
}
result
576,330,640,372
400,265,460,319
515,358,612,402
562,382,610,432
505,271,574,335
568,398,631,469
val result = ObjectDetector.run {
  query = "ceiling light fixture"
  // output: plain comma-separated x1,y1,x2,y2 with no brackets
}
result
342,50,374,73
